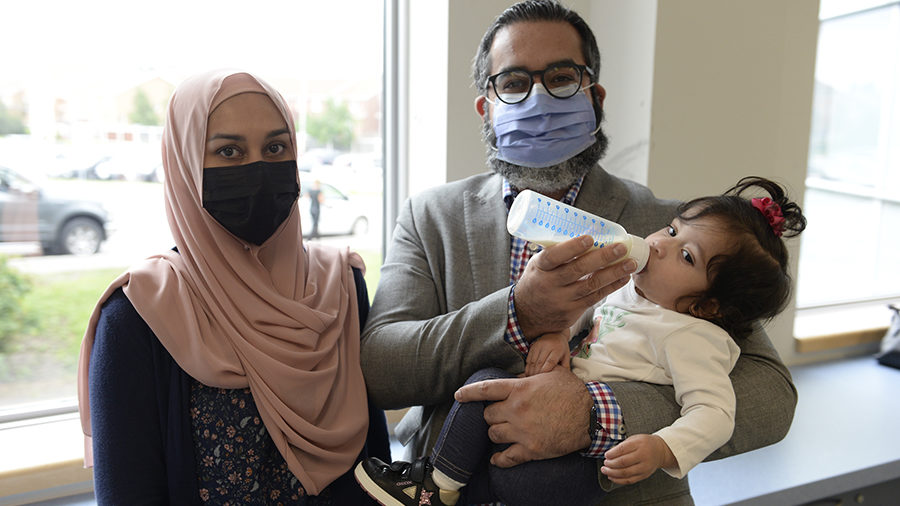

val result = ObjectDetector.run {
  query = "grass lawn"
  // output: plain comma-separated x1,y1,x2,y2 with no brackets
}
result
0,250,383,407
0,267,122,405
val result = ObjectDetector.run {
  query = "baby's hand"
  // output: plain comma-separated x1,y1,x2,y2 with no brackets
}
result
525,331,570,376
600,434,677,485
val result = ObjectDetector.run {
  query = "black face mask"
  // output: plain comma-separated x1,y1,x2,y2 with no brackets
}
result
202,160,300,245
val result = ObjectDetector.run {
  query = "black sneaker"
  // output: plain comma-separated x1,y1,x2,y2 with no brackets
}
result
354,456,457,506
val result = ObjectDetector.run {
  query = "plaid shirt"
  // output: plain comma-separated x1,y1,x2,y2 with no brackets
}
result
502,178,625,457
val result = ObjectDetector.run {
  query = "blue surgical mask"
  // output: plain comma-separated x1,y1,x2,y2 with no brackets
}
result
490,84,599,168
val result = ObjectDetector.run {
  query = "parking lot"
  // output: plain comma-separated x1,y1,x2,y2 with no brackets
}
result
4,178,383,275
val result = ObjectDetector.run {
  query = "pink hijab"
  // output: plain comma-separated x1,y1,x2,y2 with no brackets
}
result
77,70,368,495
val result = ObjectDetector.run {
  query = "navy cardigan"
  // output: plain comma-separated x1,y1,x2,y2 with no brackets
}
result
88,267,389,505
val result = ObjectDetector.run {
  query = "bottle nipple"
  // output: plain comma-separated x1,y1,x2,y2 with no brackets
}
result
628,235,650,273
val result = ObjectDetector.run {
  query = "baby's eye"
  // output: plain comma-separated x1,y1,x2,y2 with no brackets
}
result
216,146,242,159
667,225,676,236
681,249,694,265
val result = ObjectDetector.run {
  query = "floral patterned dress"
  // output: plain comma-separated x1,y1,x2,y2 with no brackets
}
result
190,382,334,505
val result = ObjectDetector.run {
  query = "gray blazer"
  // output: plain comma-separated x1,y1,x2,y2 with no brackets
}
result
361,167,797,505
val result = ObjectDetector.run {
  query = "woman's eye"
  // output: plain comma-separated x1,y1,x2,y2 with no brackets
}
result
681,249,694,265
267,143,286,155
217,146,242,159
667,225,676,237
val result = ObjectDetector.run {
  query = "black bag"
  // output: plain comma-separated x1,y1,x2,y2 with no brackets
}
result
876,304,900,369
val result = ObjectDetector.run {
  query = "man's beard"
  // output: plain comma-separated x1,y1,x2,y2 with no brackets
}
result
482,108,609,194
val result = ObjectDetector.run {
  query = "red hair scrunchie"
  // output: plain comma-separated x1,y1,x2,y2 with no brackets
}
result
751,197,785,237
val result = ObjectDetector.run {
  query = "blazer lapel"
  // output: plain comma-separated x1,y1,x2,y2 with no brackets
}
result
575,166,628,222
463,175,510,298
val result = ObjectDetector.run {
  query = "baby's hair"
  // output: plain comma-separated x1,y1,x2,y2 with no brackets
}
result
676,176,807,339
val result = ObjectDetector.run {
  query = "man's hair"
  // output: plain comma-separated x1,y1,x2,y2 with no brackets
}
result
472,0,601,94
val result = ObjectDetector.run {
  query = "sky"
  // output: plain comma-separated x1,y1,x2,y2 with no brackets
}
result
2,0,383,88
0,0,384,169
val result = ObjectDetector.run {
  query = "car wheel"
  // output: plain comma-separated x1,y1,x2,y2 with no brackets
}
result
351,217,369,236
58,217,103,255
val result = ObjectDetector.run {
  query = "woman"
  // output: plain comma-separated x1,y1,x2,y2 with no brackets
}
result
77,70,388,504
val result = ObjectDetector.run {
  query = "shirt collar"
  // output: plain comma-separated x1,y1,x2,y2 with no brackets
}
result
502,175,586,211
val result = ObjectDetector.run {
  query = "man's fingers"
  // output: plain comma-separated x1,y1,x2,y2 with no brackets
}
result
576,271,631,306
454,378,515,403
557,243,632,286
490,443,534,468
576,255,635,295
485,419,516,444
527,235,594,271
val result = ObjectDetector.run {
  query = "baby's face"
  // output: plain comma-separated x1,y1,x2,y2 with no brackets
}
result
632,216,731,313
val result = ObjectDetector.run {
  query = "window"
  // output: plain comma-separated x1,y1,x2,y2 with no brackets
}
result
0,0,384,428
796,0,900,309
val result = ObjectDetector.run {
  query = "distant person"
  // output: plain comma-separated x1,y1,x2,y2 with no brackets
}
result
308,179,324,237
77,69,388,504
357,177,806,505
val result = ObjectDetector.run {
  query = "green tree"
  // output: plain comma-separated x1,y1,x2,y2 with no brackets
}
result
0,99,27,135
0,256,33,353
129,89,161,126
306,98,354,150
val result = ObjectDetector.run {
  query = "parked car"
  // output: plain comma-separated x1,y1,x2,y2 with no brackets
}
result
298,177,368,237
297,148,344,172
310,152,382,195
0,165,109,255
89,153,163,182
50,151,163,183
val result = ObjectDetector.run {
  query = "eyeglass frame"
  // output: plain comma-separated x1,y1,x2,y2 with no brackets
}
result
485,63,595,104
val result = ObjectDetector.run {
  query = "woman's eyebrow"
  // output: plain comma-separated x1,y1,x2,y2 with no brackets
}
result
207,128,289,143
207,133,244,142
267,128,290,138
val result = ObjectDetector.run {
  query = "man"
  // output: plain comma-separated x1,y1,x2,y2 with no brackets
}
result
361,1,796,504
308,179,323,238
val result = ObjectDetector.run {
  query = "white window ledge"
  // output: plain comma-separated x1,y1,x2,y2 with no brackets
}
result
0,413,92,503
794,299,897,353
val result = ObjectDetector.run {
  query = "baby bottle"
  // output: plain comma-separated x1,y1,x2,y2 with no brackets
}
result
507,189,650,272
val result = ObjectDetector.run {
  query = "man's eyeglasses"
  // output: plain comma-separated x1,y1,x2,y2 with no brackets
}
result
486,63,594,105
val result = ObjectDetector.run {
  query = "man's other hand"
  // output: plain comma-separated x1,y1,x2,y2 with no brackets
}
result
454,366,593,468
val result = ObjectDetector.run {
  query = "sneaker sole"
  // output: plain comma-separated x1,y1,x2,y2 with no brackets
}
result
354,461,407,506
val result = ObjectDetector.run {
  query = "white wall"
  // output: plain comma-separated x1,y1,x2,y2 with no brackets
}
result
589,0,658,185
406,1,448,196
646,1,819,201
406,0,506,196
